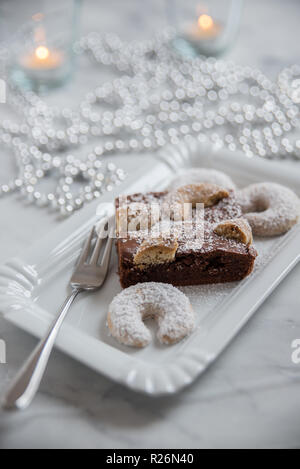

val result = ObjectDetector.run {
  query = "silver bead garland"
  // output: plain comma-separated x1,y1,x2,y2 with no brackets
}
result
1,29,300,216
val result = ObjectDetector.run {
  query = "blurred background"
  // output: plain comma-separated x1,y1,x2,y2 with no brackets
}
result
60,0,300,71
1,0,299,83
0,0,299,250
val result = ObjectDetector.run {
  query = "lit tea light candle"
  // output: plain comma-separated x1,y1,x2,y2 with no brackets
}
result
20,45,64,71
187,13,221,41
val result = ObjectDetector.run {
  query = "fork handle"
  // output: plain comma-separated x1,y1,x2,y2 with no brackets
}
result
2,289,81,411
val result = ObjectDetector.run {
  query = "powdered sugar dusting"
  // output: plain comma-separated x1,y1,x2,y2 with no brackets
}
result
179,282,237,319
108,282,195,347
121,192,247,256
237,182,300,236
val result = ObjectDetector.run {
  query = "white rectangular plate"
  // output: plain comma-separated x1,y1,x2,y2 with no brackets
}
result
1,139,300,395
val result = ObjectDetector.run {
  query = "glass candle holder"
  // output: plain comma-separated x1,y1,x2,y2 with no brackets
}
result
0,0,81,93
167,0,244,57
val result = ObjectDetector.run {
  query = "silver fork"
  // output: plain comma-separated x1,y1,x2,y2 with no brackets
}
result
3,221,113,411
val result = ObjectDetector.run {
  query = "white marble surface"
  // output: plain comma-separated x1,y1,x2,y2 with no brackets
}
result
0,0,300,449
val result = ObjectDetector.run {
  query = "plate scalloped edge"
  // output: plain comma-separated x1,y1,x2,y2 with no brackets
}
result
0,139,300,395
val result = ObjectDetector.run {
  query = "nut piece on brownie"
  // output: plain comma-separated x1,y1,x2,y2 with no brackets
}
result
134,236,178,269
214,218,253,246
167,183,229,208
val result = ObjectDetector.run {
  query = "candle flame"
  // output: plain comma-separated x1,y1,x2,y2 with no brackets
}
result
198,14,213,30
35,46,49,61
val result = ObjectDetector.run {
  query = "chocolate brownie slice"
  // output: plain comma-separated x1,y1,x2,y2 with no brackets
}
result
115,190,257,288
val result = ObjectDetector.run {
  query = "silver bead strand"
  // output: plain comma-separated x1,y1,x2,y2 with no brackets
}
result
1,30,300,216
